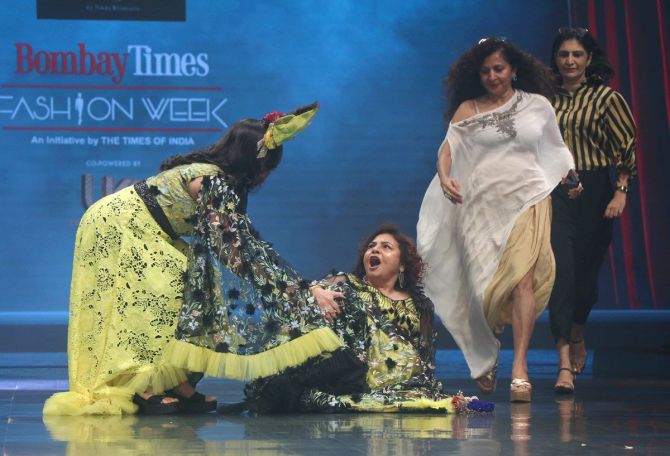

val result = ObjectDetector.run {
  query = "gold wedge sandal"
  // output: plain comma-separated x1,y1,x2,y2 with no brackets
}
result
510,378,532,402
475,340,501,394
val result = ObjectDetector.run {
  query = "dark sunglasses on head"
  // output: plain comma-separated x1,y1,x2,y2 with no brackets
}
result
558,27,589,37
477,36,507,45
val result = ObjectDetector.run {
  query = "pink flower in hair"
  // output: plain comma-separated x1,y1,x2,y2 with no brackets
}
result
262,111,284,124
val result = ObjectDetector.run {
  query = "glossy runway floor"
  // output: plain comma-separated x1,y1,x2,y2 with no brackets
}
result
2,351,669,455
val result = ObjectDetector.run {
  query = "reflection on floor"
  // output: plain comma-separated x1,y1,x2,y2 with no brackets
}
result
1,351,669,455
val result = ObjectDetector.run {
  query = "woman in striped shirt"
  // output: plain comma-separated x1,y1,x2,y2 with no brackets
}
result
548,28,636,394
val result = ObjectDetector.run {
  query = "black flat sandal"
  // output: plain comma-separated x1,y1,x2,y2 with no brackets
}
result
165,390,217,413
132,393,182,414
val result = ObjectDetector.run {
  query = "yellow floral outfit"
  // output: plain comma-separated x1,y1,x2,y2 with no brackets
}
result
44,163,343,415
235,275,492,414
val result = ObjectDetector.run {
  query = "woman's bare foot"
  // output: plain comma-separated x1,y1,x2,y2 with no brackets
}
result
139,391,178,405
569,325,587,374
554,339,574,393
554,367,575,394
173,381,216,403
133,391,181,414
569,339,586,373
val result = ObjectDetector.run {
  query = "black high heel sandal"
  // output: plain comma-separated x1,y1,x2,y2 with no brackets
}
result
165,390,217,413
553,367,575,394
132,393,182,414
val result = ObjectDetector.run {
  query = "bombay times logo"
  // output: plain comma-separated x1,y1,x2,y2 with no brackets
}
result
2,42,228,141
2,42,231,209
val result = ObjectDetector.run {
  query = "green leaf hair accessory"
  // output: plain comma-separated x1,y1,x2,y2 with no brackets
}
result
257,102,319,158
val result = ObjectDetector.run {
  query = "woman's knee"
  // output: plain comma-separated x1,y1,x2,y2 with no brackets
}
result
513,271,534,297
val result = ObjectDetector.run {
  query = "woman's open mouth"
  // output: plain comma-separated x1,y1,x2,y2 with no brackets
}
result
368,256,381,270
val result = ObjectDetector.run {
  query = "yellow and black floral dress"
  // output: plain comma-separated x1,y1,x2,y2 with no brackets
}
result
44,163,344,415
162,173,349,380
238,274,493,414
160,174,491,414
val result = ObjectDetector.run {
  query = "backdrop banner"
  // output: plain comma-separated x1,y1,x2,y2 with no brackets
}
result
1,1,664,316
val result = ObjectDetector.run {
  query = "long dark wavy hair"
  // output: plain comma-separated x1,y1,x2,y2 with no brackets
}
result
352,224,435,354
550,28,615,84
444,38,555,121
159,102,318,191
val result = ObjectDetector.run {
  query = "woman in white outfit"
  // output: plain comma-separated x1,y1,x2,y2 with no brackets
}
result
417,38,578,402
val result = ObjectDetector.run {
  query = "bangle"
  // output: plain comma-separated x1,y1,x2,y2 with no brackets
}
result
615,185,628,194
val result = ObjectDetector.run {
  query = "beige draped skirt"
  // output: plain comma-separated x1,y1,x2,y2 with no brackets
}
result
483,197,555,333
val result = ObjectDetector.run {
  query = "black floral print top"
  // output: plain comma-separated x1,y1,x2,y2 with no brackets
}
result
175,174,326,355
322,274,438,389
239,274,450,413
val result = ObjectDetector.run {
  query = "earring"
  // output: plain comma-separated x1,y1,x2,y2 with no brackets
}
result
398,268,406,289
513,73,518,81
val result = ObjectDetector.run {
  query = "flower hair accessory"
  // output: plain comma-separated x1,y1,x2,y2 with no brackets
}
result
262,111,285,125
257,102,319,158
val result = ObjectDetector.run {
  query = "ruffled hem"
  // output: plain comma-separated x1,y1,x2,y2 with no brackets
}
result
164,327,344,381
350,397,456,414
43,363,189,416
346,396,494,414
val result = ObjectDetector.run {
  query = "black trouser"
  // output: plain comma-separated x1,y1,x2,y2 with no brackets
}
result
548,169,614,342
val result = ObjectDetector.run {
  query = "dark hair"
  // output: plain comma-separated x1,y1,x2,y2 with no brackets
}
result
444,38,555,121
550,28,615,83
353,224,425,292
159,118,282,191
352,224,435,354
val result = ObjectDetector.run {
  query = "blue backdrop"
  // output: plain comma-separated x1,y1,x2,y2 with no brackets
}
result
0,1,567,313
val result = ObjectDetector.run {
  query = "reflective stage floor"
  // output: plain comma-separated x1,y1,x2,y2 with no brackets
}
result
1,350,669,455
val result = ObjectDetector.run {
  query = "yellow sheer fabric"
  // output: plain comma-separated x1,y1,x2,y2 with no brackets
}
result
44,187,190,415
